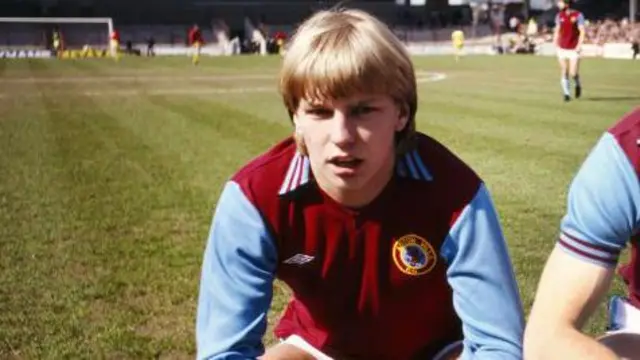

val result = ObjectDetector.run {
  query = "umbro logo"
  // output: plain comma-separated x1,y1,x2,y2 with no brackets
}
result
283,254,315,265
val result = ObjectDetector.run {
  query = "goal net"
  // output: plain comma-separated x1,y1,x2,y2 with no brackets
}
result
0,17,113,58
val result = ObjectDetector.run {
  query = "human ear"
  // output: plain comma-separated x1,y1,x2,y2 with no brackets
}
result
395,105,409,132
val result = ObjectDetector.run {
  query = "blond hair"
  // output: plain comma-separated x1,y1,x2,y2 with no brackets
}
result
279,8,417,154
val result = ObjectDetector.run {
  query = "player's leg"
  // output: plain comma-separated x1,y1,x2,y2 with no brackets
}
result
590,295,640,358
433,340,463,360
53,40,60,58
605,295,640,333
453,42,462,62
192,42,201,65
557,53,571,101
569,53,581,99
111,40,120,62
597,331,640,359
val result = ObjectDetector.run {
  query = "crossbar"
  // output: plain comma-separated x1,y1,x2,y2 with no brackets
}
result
0,17,112,24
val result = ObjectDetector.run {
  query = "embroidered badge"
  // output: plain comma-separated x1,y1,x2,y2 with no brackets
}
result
392,234,437,276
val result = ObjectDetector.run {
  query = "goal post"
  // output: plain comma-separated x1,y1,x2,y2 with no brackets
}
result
0,17,114,57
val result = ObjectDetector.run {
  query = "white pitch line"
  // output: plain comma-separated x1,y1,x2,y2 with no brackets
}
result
0,72,447,98
1,74,275,84
82,87,274,96
416,72,448,83
0,86,275,99
2,72,447,84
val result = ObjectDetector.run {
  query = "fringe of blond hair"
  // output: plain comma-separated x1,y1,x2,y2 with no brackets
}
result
279,7,417,155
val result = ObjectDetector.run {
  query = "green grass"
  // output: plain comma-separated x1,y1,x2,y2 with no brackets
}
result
0,54,638,358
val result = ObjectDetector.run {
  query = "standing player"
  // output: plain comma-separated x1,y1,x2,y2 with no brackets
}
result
524,107,640,359
196,8,524,360
110,29,120,62
146,36,156,57
274,31,287,55
189,24,204,65
52,28,63,58
451,28,465,62
553,0,585,102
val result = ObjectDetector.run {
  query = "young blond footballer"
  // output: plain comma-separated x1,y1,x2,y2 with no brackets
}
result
196,8,524,360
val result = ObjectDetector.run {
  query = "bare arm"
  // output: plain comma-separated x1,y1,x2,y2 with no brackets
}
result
260,344,317,360
525,130,640,360
577,13,587,50
523,246,618,360
577,25,586,49
261,335,338,360
553,26,560,47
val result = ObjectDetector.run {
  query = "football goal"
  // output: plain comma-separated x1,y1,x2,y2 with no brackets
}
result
0,17,114,56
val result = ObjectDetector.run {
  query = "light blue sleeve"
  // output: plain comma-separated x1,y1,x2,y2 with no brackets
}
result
558,132,639,268
196,181,278,360
577,13,585,26
555,14,560,27
441,183,524,359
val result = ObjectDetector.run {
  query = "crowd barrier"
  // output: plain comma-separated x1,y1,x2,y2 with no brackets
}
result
1,42,636,60
151,44,226,56
535,42,635,60
0,49,52,58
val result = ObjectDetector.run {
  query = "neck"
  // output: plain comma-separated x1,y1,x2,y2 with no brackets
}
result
318,150,396,209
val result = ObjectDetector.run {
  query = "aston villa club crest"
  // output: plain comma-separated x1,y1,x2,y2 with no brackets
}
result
392,234,437,276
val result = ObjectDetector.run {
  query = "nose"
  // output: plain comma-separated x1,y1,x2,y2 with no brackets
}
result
329,110,356,147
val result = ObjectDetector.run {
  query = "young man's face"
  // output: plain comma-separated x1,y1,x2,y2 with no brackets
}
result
557,1,567,10
294,93,407,203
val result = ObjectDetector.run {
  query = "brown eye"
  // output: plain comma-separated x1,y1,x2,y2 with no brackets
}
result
306,108,333,118
351,105,376,117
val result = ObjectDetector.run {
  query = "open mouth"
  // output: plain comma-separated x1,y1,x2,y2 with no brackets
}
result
328,156,364,169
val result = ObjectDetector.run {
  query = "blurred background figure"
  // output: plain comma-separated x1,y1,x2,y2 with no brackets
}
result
451,27,465,62
110,28,120,62
146,36,155,57
188,24,203,65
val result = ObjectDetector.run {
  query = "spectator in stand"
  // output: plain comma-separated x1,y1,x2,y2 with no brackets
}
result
509,16,520,32
582,18,640,45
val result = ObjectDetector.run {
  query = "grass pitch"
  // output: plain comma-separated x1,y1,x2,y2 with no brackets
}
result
0,54,638,358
